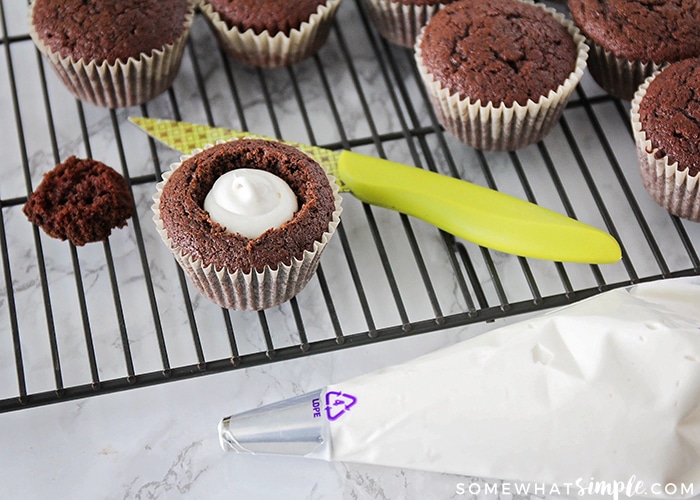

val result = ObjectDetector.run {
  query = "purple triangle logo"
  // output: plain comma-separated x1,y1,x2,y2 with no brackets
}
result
325,390,357,421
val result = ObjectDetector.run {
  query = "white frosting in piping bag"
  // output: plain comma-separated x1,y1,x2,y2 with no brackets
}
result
204,168,297,238
319,277,700,497
219,277,700,498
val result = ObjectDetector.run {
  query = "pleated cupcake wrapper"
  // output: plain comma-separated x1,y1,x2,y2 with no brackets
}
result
199,0,342,68
586,42,666,101
152,142,343,311
28,2,195,109
362,0,445,48
630,77,700,222
414,1,588,151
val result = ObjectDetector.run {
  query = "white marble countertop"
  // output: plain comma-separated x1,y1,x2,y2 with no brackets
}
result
1,1,699,498
1,321,515,499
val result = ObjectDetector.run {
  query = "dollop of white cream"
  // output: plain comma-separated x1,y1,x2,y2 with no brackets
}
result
204,168,297,239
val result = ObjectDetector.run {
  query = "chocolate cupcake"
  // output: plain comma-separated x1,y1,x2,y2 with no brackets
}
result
28,0,195,108
153,139,342,310
199,0,342,67
569,0,700,101
630,58,700,222
362,0,454,48
23,156,134,246
414,0,587,151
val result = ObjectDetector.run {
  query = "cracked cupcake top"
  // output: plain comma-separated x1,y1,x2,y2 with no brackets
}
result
418,0,577,106
639,57,700,177
569,0,700,64
31,0,192,64
204,0,328,35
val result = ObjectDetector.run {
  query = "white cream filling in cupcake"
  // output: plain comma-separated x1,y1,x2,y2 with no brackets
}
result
204,168,298,238
152,141,343,311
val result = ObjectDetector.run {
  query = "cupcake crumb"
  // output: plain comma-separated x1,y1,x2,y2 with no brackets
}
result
23,156,134,246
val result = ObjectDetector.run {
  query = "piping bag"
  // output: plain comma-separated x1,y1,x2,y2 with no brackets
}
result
219,277,700,498
129,117,621,264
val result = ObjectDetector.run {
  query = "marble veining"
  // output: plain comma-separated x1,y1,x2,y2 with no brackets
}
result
1,0,699,498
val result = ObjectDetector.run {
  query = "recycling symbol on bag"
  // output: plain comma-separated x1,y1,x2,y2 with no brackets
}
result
325,390,357,421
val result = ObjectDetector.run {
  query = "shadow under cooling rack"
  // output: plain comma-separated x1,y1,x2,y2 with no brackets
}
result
0,1,698,413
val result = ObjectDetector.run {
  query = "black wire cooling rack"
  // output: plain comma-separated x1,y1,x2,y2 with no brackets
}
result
1,1,698,413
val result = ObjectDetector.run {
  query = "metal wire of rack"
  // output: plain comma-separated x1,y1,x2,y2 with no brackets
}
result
0,1,698,413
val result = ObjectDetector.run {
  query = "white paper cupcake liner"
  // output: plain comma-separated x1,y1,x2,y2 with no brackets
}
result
362,0,446,48
199,0,342,68
414,0,588,151
152,141,343,311
630,76,700,222
586,42,666,101
28,1,195,109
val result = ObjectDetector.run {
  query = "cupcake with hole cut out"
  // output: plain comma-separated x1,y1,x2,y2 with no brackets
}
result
153,138,342,310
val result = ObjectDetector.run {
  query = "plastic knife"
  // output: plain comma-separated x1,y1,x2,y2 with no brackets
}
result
129,116,621,264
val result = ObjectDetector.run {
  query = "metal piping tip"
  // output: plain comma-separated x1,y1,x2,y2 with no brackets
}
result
219,389,328,457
